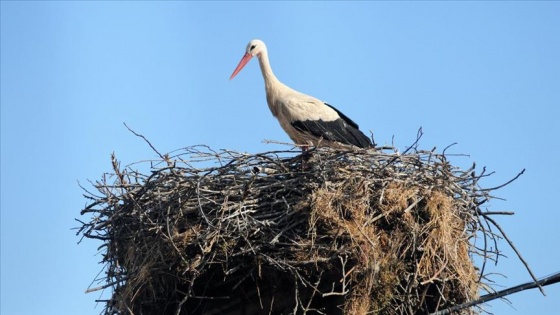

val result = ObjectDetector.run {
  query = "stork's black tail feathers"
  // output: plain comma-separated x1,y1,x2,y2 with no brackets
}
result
324,103,372,148
348,125,373,148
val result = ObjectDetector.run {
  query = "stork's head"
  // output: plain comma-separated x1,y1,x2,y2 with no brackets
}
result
245,39,266,57
230,39,267,80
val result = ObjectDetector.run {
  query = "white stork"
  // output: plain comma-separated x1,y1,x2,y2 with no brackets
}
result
230,39,373,149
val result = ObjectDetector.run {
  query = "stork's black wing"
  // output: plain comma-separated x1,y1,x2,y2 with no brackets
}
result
291,103,372,148
324,103,361,129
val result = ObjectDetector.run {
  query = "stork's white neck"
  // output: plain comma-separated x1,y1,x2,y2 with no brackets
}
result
254,45,300,118
256,49,280,88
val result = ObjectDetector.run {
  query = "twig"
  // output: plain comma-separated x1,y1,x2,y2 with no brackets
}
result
482,213,545,295
430,272,560,315
481,168,525,192
123,122,165,160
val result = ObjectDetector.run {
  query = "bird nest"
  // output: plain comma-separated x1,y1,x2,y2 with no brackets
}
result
78,143,523,315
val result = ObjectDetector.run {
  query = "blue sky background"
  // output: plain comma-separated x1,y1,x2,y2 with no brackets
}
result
1,2,559,314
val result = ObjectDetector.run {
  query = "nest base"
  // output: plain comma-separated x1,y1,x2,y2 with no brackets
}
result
78,145,514,315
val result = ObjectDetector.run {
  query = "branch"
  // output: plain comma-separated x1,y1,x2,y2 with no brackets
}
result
482,213,545,295
123,122,165,160
481,168,525,192
430,272,560,315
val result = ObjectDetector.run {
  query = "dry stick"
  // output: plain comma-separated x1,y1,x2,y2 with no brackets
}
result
379,128,424,172
475,210,493,283
441,142,458,156
482,211,514,216
482,213,545,296
403,127,423,154
85,280,120,293
123,122,165,160
430,272,560,315
481,168,525,192
302,271,324,312
292,274,300,315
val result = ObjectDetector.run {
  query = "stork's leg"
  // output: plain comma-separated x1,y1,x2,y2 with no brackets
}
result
300,146,312,171
300,147,306,171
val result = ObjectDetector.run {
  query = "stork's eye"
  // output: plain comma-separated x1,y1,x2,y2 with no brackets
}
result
250,45,256,51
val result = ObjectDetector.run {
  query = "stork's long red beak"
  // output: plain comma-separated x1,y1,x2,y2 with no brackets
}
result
229,52,253,80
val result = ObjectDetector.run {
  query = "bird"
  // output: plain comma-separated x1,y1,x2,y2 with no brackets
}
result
230,39,373,150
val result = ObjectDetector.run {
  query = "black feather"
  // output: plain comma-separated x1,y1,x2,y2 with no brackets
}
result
291,115,372,148
324,103,361,129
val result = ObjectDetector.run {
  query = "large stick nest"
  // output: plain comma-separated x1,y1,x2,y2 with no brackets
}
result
78,144,518,315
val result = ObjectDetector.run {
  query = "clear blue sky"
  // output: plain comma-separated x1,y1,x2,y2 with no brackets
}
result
1,2,559,314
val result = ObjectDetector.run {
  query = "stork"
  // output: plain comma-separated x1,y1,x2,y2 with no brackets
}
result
230,39,373,150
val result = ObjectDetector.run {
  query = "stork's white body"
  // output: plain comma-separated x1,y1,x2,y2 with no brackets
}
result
231,40,372,149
